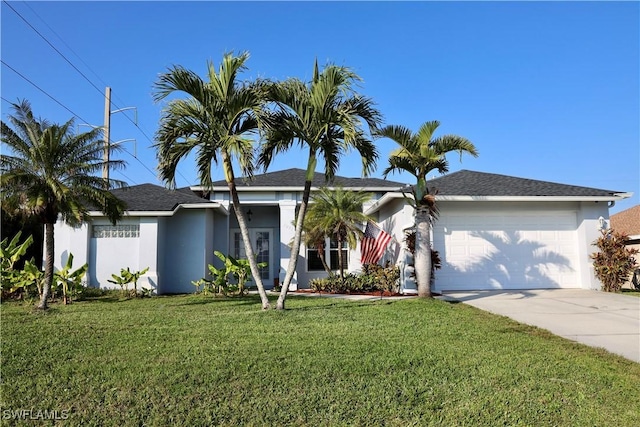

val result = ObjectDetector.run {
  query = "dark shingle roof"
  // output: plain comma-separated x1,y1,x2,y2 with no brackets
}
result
427,170,623,197
109,184,212,211
211,168,405,189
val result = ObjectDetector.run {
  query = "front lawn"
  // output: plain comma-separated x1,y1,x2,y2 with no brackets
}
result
2,295,639,426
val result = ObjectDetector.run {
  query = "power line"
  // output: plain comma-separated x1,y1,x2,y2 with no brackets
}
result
1,59,90,123
21,2,151,137
113,169,138,186
21,1,112,95
5,2,191,186
121,147,159,182
6,3,144,143
1,60,157,185
4,1,105,99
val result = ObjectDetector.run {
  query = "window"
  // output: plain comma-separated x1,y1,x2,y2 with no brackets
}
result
307,238,348,272
92,224,139,238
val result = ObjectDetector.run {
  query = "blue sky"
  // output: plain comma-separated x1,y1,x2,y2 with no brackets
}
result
1,1,638,214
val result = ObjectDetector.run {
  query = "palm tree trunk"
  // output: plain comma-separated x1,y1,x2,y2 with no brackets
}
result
414,207,433,298
318,243,332,275
338,236,345,281
276,179,312,310
37,222,54,309
223,156,270,310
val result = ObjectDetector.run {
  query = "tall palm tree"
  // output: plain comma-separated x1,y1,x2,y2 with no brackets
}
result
375,120,478,297
305,187,373,281
259,60,382,309
153,52,272,309
0,100,127,309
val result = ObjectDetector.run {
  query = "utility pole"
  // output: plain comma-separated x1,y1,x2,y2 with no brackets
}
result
103,87,111,186
100,86,136,189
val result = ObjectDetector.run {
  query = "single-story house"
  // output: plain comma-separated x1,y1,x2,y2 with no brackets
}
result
53,168,631,294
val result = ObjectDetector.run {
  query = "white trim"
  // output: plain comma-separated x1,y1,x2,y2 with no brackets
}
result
365,192,411,215
87,202,228,218
364,192,633,215
305,238,349,273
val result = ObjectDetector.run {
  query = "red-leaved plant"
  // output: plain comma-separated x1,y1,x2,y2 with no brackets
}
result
591,229,638,292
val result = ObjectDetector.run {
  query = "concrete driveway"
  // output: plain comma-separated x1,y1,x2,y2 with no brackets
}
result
442,289,640,363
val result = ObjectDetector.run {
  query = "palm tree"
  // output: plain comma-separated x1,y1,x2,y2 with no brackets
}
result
0,100,127,309
152,52,272,309
305,187,373,281
375,120,478,297
258,60,382,309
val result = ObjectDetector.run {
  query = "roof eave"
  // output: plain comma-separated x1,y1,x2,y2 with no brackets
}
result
364,192,632,215
436,194,631,202
87,202,228,218
365,192,409,215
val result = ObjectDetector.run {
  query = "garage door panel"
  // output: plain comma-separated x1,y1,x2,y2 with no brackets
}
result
434,212,579,291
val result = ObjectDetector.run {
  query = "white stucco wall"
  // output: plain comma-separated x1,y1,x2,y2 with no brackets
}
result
138,218,160,291
86,217,157,290
576,201,615,290
53,220,90,277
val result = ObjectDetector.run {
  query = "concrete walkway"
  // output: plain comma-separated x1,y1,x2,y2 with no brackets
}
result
442,289,640,363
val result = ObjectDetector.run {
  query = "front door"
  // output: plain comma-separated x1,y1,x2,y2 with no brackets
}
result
231,228,273,287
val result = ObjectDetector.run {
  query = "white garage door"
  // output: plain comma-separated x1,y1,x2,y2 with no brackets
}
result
433,211,579,291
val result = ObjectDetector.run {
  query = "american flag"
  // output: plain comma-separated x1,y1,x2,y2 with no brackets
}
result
360,221,393,265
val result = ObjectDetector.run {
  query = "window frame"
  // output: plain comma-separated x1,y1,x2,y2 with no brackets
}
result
306,237,349,272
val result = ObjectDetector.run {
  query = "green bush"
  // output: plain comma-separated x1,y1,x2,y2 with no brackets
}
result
53,253,88,304
1,231,35,298
309,265,400,294
107,267,150,297
192,252,267,297
361,264,400,292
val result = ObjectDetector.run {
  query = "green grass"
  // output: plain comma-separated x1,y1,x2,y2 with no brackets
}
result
2,295,639,426
622,288,640,297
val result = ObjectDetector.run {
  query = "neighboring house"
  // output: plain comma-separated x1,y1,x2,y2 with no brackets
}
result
610,205,640,288
54,168,631,294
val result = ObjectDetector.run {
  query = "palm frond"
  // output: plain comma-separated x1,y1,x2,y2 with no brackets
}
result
1,101,127,225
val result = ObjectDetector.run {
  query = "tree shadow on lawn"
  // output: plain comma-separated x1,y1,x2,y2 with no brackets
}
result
283,298,398,312
78,295,123,303
169,294,266,307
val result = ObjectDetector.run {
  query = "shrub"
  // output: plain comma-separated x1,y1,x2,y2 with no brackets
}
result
591,229,639,292
53,253,88,304
309,265,400,294
193,252,267,297
361,264,401,293
1,231,35,299
107,267,150,297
